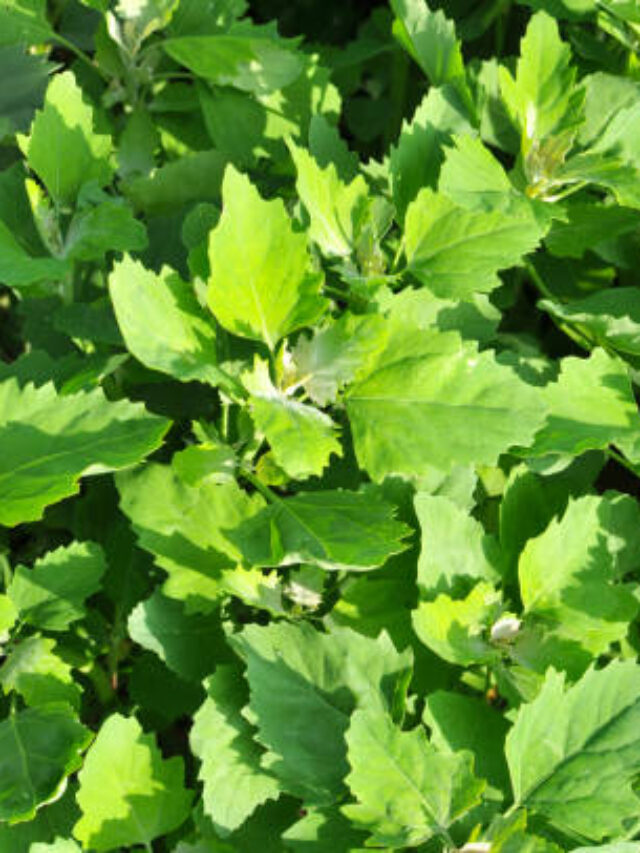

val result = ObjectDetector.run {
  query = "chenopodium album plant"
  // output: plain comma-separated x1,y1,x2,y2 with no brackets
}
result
3,0,640,850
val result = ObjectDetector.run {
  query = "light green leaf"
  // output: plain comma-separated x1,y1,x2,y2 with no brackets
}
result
0,0,54,46
291,313,387,406
231,622,412,804
0,219,69,289
163,28,304,95
529,348,639,457
346,326,545,480
0,635,81,709
115,0,179,46
539,288,640,356
499,11,580,157
412,581,502,666
243,357,341,479
8,542,106,631
438,134,514,211
74,714,192,851
343,709,484,847
390,0,467,93
516,494,639,674
0,379,168,526
127,590,226,681
207,166,327,350
405,188,544,298
190,663,279,835
0,595,16,637
288,140,369,258
544,203,640,259
506,661,640,840
30,840,82,853
0,705,90,823
282,807,368,851
415,493,499,598
117,462,265,608
110,256,224,387
64,199,147,262
227,489,409,572
18,71,113,207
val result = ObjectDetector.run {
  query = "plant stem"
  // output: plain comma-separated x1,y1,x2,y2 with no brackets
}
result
607,446,640,477
240,467,278,503
53,33,110,83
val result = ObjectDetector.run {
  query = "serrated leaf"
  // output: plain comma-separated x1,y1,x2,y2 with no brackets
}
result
0,0,54,47
243,357,341,479
544,203,640,259
506,661,640,840
288,140,369,258
438,134,514,211
343,708,484,847
412,581,502,666
404,188,544,298
0,705,90,823
128,590,226,681
190,663,279,835
0,45,51,134
0,635,81,709
0,379,168,526
74,714,192,851
110,255,224,387
346,326,545,480
227,489,409,572
8,541,106,631
207,166,327,350
231,622,412,804
18,72,113,207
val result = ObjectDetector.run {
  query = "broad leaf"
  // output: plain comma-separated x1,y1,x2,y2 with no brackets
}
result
0,219,69,289
0,379,168,526
343,708,484,847
0,635,80,709
74,714,193,851
0,0,54,46
207,166,327,350
190,663,279,834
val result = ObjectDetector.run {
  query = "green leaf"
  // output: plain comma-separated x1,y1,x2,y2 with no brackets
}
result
8,541,106,631
190,663,279,835
163,29,304,95
438,134,515,212
342,708,484,847
207,166,327,350
0,379,168,526
0,705,90,823
0,46,51,134
412,581,502,666
18,71,113,207
30,840,82,853
528,348,638,457
506,661,640,840
0,635,81,709
291,313,387,407
109,255,225,387
544,203,640,259
0,219,69,289
499,11,581,158
423,690,510,796
114,0,179,46
390,0,467,94
516,493,639,674
0,0,54,47
415,493,499,598
117,462,265,608
228,489,409,572
539,287,640,356
282,807,369,851
74,714,192,851
127,590,226,681
288,140,369,258
404,188,544,298
231,622,412,804
64,198,147,262
346,326,545,480
242,357,341,479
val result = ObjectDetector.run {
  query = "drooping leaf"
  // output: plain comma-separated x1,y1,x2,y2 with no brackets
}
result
8,541,106,631
0,379,168,526
207,166,327,350
190,663,279,835
0,705,90,823
18,71,113,207
227,489,410,572
230,622,413,804
343,708,484,847
73,714,193,851
506,661,640,840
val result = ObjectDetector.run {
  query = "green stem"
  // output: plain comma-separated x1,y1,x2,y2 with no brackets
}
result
240,467,279,503
524,261,594,351
607,446,640,477
53,33,110,83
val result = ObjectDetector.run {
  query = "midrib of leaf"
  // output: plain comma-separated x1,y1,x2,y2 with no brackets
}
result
247,274,275,351
514,690,640,810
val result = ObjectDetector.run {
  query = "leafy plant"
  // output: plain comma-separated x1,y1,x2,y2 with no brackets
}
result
2,0,640,850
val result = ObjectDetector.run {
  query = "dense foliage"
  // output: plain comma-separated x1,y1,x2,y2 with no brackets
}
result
3,0,640,850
